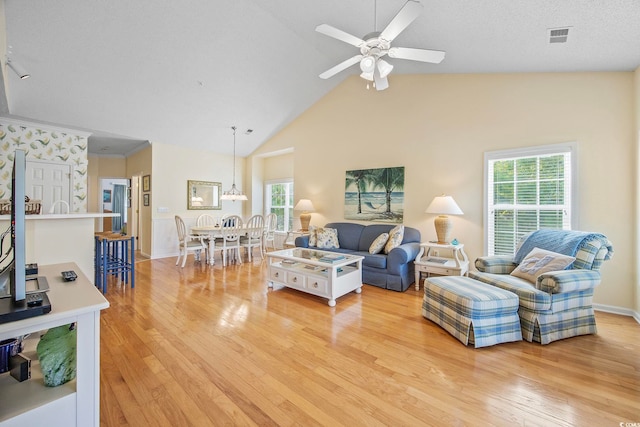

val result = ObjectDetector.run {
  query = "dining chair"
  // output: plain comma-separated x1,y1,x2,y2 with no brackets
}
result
196,213,218,227
263,212,278,253
214,215,243,266
241,214,265,262
174,215,208,268
195,213,220,245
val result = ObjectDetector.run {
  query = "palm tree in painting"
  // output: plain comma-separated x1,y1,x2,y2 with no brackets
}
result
345,169,373,214
369,167,404,215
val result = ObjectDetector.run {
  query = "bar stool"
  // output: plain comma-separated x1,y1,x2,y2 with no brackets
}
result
94,233,135,294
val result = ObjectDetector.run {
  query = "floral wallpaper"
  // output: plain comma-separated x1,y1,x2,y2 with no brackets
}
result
0,121,89,212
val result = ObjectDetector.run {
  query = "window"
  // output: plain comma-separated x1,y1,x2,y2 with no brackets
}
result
484,142,577,255
265,179,294,232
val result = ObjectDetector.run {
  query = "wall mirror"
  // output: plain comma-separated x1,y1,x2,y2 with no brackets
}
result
187,180,222,210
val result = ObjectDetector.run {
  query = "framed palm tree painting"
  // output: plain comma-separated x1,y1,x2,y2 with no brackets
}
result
345,166,404,223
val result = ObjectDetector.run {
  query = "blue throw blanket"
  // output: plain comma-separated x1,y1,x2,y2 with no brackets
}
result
513,230,609,264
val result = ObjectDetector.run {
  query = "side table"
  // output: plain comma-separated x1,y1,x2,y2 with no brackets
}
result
414,242,469,290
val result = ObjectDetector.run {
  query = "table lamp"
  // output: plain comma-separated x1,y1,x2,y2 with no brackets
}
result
425,195,463,244
294,199,315,231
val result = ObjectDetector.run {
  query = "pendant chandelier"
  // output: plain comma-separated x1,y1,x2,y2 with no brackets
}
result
221,126,247,201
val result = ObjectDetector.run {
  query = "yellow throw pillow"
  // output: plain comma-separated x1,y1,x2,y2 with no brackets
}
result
510,247,575,283
384,225,404,254
369,233,389,254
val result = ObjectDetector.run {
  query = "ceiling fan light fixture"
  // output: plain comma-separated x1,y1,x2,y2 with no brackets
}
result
359,55,376,73
376,59,393,78
316,0,444,90
360,71,374,81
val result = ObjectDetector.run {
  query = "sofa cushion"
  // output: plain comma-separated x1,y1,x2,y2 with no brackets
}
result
308,225,318,247
369,233,389,254
469,271,551,311
357,251,387,269
358,224,392,250
325,222,364,251
316,227,339,249
384,225,404,254
510,247,575,283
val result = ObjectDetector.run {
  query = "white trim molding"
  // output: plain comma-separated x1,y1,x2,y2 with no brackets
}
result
594,304,640,325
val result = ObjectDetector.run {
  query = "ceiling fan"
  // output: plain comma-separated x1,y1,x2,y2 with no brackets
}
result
316,0,445,91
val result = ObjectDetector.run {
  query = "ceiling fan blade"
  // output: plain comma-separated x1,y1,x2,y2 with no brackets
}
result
373,67,389,91
379,0,423,43
316,24,365,48
388,47,445,63
319,55,363,79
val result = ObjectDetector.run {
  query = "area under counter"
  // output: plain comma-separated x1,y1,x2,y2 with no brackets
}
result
0,262,109,427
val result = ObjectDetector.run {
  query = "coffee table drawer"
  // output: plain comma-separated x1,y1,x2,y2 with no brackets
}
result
306,277,328,296
270,267,287,282
287,271,306,289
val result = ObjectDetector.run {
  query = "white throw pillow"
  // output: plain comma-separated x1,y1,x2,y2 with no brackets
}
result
316,228,339,249
384,225,404,254
510,247,575,283
308,225,318,247
369,233,389,254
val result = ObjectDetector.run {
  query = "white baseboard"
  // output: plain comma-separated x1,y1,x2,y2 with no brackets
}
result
594,303,640,324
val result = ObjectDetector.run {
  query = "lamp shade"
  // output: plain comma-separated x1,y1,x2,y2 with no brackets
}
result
294,199,315,212
425,195,463,215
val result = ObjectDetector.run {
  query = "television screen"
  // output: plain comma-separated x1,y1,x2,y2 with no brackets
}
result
10,149,26,302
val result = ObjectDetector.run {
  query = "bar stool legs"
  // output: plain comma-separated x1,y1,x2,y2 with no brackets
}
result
94,235,135,294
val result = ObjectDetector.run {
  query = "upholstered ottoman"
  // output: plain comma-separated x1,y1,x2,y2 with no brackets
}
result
422,276,522,348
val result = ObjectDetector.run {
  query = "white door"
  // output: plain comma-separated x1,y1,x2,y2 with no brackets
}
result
26,160,72,214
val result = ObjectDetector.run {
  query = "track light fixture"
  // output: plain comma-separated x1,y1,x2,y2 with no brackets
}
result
6,58,30,80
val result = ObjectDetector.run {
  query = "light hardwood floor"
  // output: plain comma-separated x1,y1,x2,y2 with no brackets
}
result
100,254,640,426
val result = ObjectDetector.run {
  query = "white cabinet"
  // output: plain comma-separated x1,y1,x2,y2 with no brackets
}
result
0,263,109,426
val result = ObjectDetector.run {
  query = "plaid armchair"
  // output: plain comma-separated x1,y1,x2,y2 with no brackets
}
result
469,230,613,344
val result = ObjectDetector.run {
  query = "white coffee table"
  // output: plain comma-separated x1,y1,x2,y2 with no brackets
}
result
266,248,364,306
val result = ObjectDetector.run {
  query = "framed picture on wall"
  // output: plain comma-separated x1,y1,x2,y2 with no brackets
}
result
143,193,149,206
103,189,112,203
142,175,151,192
344,166,405,223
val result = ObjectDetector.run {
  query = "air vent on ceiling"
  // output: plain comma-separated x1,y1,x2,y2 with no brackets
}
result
548,27,571,44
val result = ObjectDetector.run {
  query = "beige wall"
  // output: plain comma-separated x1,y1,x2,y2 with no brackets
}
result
126,145,152,255
87,155,127,215
263,152,294,181
151,141,245,220
252,71,635,310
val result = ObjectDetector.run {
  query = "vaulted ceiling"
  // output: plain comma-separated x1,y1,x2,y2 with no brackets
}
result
3,0,640,156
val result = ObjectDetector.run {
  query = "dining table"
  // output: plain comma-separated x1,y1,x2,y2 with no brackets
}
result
191,224,259,265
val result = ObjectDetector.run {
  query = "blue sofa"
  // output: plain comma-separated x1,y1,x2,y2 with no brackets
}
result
295,222,421,292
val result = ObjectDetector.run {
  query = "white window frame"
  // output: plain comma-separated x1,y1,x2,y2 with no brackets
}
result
264,178,294,232
483,142,578,255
